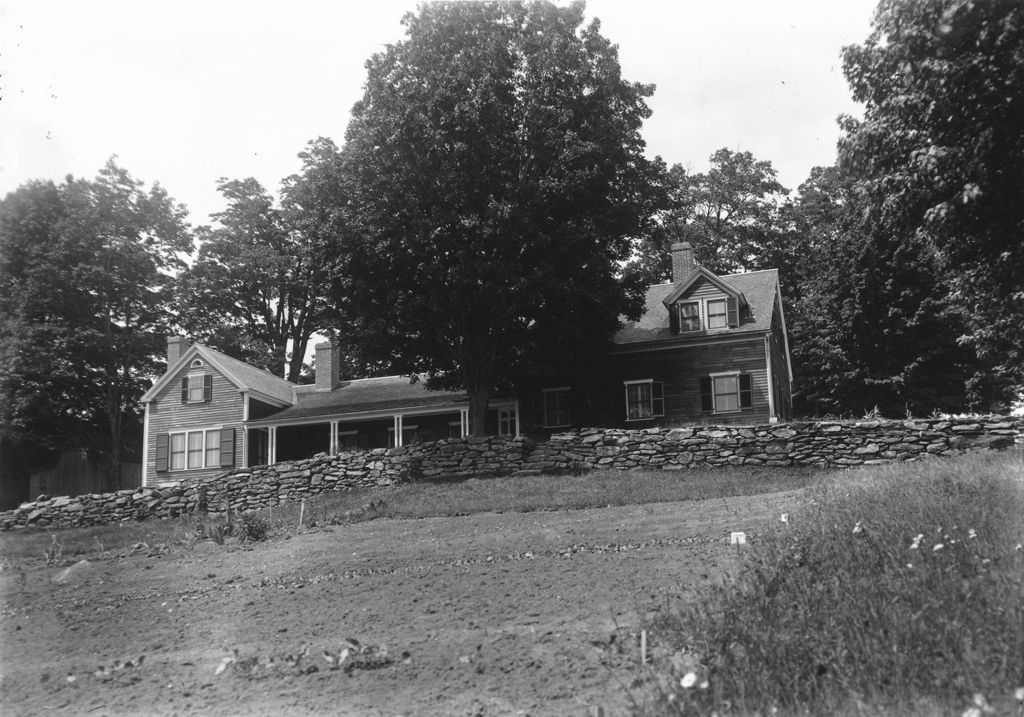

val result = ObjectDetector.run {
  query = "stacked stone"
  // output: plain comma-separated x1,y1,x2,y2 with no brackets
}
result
1,416,1019,530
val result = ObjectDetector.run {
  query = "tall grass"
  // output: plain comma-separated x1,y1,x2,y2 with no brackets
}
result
639,450,1024,716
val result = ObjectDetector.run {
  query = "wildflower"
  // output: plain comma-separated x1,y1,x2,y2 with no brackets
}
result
910,533,924,550
906,563,913,569
967,528,977,540
962,708,981,717
1014,687,1024,701
933,543,944,552
1016,543,1022,551
681,672,698,689
780,513,789,523
699,679,709,690
852,521,864,535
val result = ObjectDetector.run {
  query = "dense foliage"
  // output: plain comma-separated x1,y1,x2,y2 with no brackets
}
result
0,161,189,490
177,138,351,383
338,0,666,433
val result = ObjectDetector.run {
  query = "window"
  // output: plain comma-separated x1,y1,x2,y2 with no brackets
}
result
191,359,204,369
624,380,664,421
448,421,463,439
497,407,516,436
168,428,223,470
387,425,419,447
338,431,359,450
701,373,753,413
674,296,740,333
678,301,700,332
204,429,221,467
542,388,570,427
170,433,186,470
181,373,212,403
157,428,233,472
707,299,728,329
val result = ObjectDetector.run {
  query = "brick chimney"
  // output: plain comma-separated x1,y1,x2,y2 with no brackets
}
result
167,335,190,366
314,341,340,391
671,241,695,283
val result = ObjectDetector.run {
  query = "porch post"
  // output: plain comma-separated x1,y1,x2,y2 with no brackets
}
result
330,421,339,454
393,414,404,447
269,426,277,464
242,427,249,468
460,408,469,437
514,399,522,438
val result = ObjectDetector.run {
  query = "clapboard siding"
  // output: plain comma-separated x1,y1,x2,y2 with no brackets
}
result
611,339,770,425
145,362,245,486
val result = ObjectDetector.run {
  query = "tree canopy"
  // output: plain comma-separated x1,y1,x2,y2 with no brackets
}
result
0,160,190,490
177,138,349,383
839,0,1024,398
338,0,665,432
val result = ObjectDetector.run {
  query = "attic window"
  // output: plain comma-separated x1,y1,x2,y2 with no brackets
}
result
678,302,700,332
191,359,204,368
707,299,728,329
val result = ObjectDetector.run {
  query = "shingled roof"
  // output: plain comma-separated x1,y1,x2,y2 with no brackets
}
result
614,268,780,346
247,375,469,424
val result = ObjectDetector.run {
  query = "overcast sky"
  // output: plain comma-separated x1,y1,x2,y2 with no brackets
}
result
0,0,878,226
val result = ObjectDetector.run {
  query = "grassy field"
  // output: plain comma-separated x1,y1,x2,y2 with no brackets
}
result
0,463,817,564
637,450,1024,716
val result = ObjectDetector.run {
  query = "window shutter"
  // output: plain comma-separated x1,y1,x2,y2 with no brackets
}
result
669,305,679,333
203,373,213,402
180,377,188,403
155,433,170,472
727,297,739,327
652,381,665,417
739,373,753,408
219,428,235,467
700,377,713,412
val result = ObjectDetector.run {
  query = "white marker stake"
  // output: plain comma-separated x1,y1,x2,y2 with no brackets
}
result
640,629,647,665
298,499,305,529
730,532,747,545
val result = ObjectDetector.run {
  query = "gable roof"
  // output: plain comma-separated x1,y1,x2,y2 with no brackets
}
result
614,268,781,346
140,343,295,404
660,266,744,308
247,375,468,424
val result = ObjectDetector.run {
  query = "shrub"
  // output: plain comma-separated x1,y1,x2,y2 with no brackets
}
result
638,451,1024,716
238,513,269,543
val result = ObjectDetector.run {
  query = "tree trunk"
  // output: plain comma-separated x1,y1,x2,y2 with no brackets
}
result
468,381,491,436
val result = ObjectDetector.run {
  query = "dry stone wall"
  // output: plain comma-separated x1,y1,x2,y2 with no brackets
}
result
3,416,1020,530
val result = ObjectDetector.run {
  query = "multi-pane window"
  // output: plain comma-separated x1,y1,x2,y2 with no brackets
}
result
543,388,570,427
706,299,729,329
701,373,753,413
187,374,205,402
387,426,419,448
678,301,700,332
624,380,665,421
204,429,221,467
169,429,222,470
338,431,359,450
497,407,516,436
170,433,187,470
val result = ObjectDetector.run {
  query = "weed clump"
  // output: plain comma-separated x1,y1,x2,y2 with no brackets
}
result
239,513,269,543
640,451,1024,716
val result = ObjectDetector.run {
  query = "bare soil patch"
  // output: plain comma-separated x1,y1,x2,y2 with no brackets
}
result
1,490,803,716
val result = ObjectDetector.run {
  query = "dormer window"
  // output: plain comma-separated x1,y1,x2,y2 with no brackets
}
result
674,296,741,333
678,302,700,332
707,299,728,329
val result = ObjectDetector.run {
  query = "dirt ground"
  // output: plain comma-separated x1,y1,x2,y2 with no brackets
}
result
0,490,803,716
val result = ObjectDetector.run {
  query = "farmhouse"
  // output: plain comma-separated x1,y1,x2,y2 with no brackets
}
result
139,242,792,486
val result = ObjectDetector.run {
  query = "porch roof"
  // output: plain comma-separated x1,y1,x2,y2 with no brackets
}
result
247,375,469,425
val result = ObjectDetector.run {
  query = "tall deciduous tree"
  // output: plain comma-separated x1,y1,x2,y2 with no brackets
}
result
0,161,190,491
178,138,347,383
624,148,789,288
339,1,665,433
840,0,1024,397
